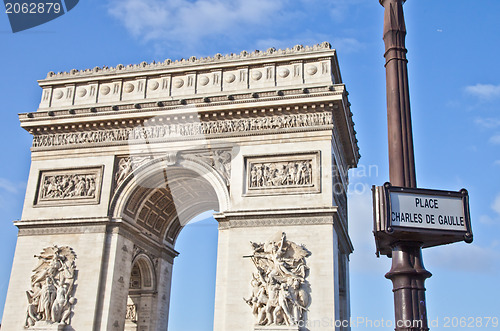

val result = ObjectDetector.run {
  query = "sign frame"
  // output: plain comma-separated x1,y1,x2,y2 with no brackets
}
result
373,182,473,257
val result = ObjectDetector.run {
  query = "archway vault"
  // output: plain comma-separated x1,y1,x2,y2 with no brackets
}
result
111,155,230,246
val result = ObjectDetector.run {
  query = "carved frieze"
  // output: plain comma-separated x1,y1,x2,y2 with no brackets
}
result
35,167,103,206
32,112,333,149
244,232,311,327
25,245,77,328
245,153,320,196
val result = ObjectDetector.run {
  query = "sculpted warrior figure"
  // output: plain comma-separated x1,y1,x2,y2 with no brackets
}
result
51,283,68,323
25,283,42,327
245,232,311,327
38,277,57,321
25,245,77,328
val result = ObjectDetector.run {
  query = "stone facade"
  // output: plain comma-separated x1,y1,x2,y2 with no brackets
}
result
2,43,359,331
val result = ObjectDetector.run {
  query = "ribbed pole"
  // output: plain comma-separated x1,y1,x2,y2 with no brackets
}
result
379,1,431,330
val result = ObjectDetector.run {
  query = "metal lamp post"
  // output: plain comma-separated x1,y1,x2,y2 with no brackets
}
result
379,0,431,330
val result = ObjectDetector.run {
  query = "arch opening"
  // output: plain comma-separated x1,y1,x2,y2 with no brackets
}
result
115,159,227,330
167,211,219,331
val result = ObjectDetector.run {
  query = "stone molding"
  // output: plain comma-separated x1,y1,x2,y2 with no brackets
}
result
16,218,179,261
24,86,342,121
217,217,334,230
18,224,107,236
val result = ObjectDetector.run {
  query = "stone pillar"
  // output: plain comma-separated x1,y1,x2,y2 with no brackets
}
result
149,255,175,331
93,225,135,331
213,209,352,331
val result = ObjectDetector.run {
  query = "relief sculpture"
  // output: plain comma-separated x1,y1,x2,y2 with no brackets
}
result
40,174,96,200
249,160,312,188
36,167,103,205
25,245,77,328
125,303,137,323
187,149,232,185
114,156,152,188
244,232,311,327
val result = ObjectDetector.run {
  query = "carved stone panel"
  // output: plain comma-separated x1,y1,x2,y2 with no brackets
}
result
244,232,310,328
25,245,77,328
244,152,320,196
34,167,103,206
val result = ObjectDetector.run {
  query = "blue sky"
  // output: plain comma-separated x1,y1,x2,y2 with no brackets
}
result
1,0,500,330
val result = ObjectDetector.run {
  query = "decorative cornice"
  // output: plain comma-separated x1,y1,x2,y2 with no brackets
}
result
217,216,334,230
214,207,338,221
18,224,107,236
43,42,333,81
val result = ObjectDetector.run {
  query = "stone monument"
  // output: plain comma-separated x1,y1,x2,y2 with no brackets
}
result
1,42,359,330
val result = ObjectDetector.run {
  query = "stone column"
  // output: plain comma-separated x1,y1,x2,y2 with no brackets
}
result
213,209,352,331
93,225,135,331
149,254,176,331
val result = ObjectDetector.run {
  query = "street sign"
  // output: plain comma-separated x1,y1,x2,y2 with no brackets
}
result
373,183,473,257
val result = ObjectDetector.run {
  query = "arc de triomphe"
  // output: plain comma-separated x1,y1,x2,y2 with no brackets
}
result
1,42,359,331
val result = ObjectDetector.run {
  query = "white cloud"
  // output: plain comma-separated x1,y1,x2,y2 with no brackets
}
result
465,84,500,100
324,0,366,22
489,134,500,145
474,118,500,129
477,194,500,226
108,0,285,49
479,215,495,225
107,0,365,55
333,37,364,54
492,194,500,216
425,242,500,274
494,160,500,166
0,178,26,211
0,178,23,194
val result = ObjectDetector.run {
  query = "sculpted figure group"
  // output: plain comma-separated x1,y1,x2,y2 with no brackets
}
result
25,245,77,328
244,232,311,327
249,160,312,188
40,174,96,200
